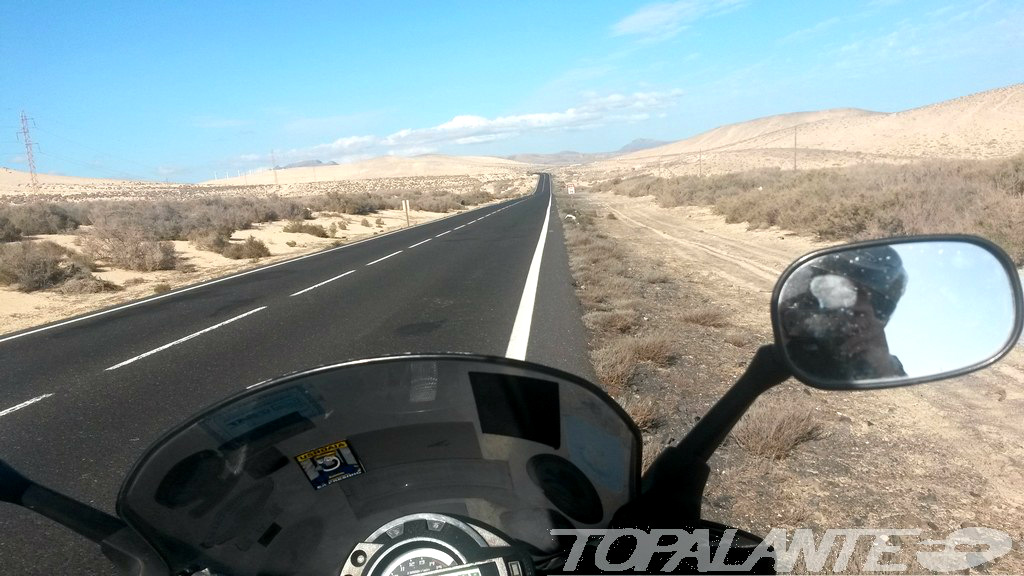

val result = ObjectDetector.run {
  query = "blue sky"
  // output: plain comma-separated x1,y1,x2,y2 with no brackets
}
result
2,1,1021,182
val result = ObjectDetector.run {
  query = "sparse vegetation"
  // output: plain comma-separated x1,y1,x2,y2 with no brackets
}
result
0,240,97,292
733,399,824,460
220,236,271,260
283,220,328,237
598,154,1024,264
618,395,662,432
682,306,730,328
152,283,172,294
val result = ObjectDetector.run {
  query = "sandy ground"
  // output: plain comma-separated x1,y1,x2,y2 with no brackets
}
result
0,205,471,336
565,190,1024,572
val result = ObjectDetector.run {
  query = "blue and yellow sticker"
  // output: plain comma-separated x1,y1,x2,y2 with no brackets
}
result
295,440,364,489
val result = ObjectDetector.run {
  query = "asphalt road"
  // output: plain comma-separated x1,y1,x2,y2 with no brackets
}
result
0,173,594,575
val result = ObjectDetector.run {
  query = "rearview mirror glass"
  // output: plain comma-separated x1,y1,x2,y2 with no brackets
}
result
773,237,1023,389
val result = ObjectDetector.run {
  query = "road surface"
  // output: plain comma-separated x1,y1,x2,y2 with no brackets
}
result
0,173,593,575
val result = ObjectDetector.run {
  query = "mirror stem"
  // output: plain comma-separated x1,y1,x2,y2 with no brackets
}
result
1,459,125,544
668,344,791,466
622,345,790,527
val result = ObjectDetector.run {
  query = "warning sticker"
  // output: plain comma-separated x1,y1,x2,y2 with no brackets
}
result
295,440,364,489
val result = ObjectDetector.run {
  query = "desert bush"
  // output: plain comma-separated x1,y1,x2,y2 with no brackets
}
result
593,333,675,393
221,236,271,259
585,309,641,335
123,277,146,287
0,241,92,292
285,240,297,247
375,217,385,227
283,221,328,237
59,275,121,295
85,224,177,272
360,218,371,227
682,306,729,328
0,216,22,242
618,395,662,432
733,399,824,460
152,283,172,294
188,229,231,253
0,203,81,236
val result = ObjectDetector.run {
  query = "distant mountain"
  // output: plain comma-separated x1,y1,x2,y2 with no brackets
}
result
505,151,611,165
277,159,339,170
617,138,670,153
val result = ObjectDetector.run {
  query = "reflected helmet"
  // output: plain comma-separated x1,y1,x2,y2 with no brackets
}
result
808,246,908,322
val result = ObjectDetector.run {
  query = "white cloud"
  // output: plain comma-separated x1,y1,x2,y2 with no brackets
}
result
241,90,684,166
611,0,746,42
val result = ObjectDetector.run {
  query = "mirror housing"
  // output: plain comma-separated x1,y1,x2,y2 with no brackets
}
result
772,235,1023,390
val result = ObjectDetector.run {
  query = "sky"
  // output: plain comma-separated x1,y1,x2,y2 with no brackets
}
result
1,1,1022,183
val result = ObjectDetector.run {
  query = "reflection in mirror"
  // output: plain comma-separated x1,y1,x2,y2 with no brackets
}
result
777,240,1018,386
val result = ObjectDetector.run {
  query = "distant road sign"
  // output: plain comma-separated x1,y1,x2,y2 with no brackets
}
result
567,185,575,195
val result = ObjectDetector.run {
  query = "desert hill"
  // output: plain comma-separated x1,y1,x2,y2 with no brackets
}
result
587,83,1024,177
206,154,531,186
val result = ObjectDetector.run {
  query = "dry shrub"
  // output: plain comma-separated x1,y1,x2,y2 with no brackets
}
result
585,309,641,335
0,241,78,291
360,218,371,228
188,229,230,253
733,399,824,460
152,283,172,294
221,236,271,260
0,216,21,242
59,275,121,295
593,333,675,393
283,221,328,237
123,277,146,287
285,240,297,247
85,225,177,271
683,306,729,327
618,395,662,432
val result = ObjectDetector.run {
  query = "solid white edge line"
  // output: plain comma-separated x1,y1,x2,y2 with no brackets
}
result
0,196,522,346
505,188,552,361
290,270,356,297
408,238,432,249
0,393,54,418
105,306,267,371
436,230,451,238
365,250,403,267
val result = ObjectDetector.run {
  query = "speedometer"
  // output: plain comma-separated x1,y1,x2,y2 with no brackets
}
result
381,548,457,576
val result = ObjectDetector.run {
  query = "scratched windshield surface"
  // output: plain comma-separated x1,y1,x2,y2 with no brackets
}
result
117,356,640,576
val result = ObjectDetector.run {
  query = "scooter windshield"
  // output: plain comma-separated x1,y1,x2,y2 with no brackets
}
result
117,355,641,576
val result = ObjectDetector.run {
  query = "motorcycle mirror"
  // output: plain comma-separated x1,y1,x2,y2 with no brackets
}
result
772,235,1023,390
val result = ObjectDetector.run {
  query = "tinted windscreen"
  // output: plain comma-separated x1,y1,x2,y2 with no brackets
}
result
117,356,639,576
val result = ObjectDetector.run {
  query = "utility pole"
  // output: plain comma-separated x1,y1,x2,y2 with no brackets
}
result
271,149,279,186
18,111,39,190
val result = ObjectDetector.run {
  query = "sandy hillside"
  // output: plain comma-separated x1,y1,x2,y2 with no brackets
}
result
205,154,533,185
587,83,1024,177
